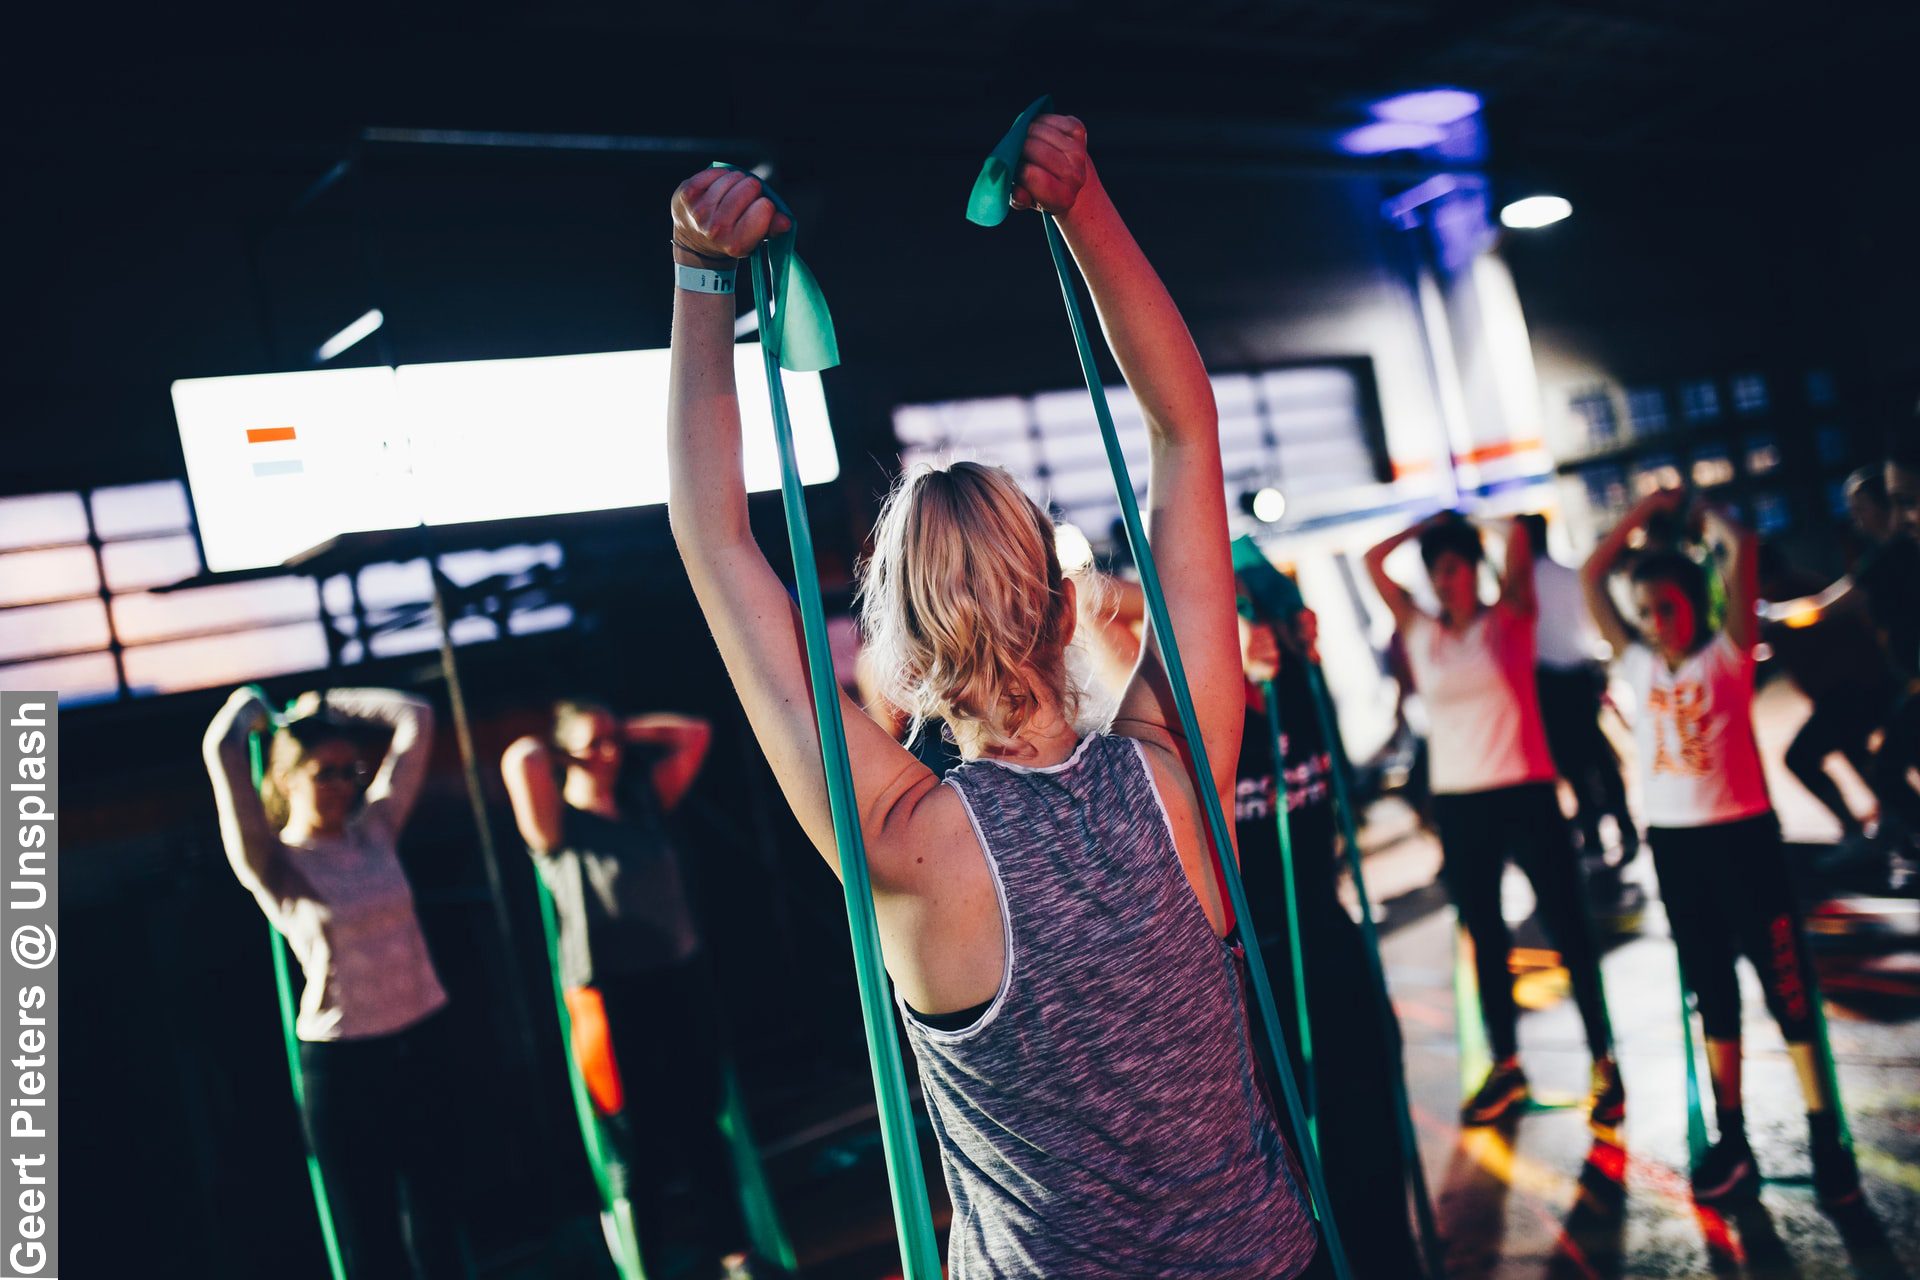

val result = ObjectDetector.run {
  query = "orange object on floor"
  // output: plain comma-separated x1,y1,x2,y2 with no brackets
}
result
565,985,625,1116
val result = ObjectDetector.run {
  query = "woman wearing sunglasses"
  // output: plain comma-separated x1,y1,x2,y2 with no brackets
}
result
202,685,462,1277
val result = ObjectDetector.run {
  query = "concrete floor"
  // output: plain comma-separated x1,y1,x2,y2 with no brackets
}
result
1369,679,1920,1280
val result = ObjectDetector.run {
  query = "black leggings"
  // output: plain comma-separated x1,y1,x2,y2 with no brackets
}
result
1648,813,1818,1043
600,957,744,1270
1433,782,1613,1062
299,1010,465,1279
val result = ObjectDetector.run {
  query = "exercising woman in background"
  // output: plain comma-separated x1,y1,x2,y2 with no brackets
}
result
1366,513,1622,1127
667,113,1318,1278
501,702,744,1273
203,686,462,1279
1583,490,1859,1208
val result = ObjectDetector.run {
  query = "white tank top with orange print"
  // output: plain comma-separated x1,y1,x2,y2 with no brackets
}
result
1618,632,1771,829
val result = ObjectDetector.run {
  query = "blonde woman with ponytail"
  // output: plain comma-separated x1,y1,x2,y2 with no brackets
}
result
202,685,462,1277
668,114,1319,1279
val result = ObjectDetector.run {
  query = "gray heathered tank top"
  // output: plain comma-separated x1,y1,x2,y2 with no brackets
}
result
900,734,1317,1279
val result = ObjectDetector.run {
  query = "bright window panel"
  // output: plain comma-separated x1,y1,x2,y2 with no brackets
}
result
507,603,574,635
111,577,319,645
436,542,564,589
0,652,121,705
0,493,90,551
0,599,112,662
365,615,495,659
121,622,332,695
100,534,202,592
90,480,193,539
0,546,100,607
354,559,433,611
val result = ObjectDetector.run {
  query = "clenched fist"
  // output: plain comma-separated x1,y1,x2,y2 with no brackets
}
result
1008,113,1095,215
671,169,793,260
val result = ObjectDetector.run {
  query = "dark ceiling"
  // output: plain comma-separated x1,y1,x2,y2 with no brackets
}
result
5,1,1914,490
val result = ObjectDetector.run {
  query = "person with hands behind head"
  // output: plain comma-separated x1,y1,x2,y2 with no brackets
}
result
1366,511,1622,1129
201,685,463,1279
1583,489,1859,1208
667,114,1320,1279
501,701,745,1275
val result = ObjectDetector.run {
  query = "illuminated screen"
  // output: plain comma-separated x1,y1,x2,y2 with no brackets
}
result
173,344,838,572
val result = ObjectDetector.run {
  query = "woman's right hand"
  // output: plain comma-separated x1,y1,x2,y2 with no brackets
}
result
670,169,792,260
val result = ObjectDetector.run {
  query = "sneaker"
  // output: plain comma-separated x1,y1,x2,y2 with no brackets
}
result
1692,1134,1760,1205
1588,1058,1627,1129
1461,1060,1530,1125
1812,1130,1863,1209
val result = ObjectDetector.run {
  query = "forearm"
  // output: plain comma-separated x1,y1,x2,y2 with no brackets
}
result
1053,178,1216,446
667,269,755,562
321,688,430,736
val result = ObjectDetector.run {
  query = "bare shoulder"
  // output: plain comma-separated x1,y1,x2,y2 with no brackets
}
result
1106,718,1197,811
869,768,988,896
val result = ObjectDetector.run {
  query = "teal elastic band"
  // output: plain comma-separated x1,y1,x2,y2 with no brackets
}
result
709,163,838,372
727,173,941,1280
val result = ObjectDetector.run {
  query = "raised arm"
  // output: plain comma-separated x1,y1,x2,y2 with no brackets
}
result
624,713,712,812
1364,516,1434,634
317,688,435,837
202,686,287,899
1018,117,1238,793
1700,501,1759,652
1580,488,1683,659
666,168,941,891
1494,515,1537,619
501,735,565,855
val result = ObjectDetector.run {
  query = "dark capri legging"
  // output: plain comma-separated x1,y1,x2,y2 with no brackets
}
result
1433,781,1614,1062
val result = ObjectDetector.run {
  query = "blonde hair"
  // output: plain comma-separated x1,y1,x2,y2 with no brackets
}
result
858,461,1081,756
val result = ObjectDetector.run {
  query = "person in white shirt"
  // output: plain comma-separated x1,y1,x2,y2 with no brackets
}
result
1366,512,1622,1128
1582,489,1859,1209
1517,513,1640,869
203,685,463,1277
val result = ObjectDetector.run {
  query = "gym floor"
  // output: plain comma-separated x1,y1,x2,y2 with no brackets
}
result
1352,677,1920,1280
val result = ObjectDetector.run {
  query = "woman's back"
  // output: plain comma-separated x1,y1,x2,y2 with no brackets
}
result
902,734,1316,1280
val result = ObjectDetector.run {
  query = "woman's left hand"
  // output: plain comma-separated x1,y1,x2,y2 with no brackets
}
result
1010,113,1095,215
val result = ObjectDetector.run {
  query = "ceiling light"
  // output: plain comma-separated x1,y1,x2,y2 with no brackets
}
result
316,309,385,363
1498,195,1572,229
1371,89,1482,126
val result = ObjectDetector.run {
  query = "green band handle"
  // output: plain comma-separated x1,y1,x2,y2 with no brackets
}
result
244,685,348,1280
734,208,942,1276
1259,680,1319,1151
1302,664,1445,1278
971,96,1353,1280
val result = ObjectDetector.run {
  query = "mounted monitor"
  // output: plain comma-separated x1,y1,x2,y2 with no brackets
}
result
173,343,837,572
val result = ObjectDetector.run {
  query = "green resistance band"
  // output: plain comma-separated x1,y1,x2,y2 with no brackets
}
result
1256,678,1319,1151
1289,624,1447,1278
724,171,943,1280
718,1063,801,1275
971,97,1353,1280
1234,552,1441,1277
531,875,646,1278
244,686,348,1280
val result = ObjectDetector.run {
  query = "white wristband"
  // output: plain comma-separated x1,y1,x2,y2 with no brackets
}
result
675,262,736,294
